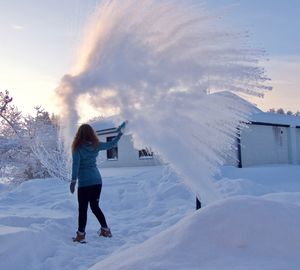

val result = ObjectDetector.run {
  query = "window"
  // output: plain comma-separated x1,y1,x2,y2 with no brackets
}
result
139,148,153,159
106,136,118,160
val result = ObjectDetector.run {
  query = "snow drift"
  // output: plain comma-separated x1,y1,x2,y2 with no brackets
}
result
90,196,300,270
1,165,300,270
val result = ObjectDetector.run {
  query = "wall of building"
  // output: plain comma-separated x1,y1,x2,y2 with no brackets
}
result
98,133,161,168
240,124,289,167
95,114,300,168
296,128,300,164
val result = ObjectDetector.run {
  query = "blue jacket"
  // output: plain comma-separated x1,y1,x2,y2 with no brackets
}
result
71,132,122,187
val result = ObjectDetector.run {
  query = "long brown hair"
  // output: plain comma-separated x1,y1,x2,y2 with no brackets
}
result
72,124,99,151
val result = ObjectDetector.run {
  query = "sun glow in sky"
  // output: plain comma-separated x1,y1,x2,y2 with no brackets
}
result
0,0,299,117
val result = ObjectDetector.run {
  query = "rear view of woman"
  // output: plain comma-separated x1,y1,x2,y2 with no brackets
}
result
70,122,126,243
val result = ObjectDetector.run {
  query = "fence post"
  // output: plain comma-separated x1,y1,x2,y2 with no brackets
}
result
196,197,201,210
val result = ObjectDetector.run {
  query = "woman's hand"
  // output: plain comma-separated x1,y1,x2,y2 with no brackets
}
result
70,181,76,194
116,121,127,133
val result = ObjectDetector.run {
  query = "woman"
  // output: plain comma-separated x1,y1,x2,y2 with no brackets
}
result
70,122,126,243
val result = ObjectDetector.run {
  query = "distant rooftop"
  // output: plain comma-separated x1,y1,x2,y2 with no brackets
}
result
252,112,300,127
90,119,115,131
89,93,300,132
89,116,121,132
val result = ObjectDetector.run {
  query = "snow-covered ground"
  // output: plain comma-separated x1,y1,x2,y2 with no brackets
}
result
1,165,300,269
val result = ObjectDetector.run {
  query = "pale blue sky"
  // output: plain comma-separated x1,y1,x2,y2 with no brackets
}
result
0,0,299,115
207,0,300,56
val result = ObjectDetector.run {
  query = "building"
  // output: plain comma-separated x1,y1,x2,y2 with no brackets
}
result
91,111,300,169
237,112,300,167
91,119,161,168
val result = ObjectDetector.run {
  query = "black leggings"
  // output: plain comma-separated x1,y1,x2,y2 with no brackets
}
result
77,184,108,233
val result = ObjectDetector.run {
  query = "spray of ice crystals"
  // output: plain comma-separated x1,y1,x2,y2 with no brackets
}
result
56,0,270,202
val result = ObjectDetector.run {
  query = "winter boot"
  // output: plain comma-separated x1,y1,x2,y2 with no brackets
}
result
72,231,86,243
98,227,112,238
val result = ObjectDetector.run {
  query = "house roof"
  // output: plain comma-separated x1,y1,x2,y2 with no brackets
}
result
215,91,300,127
90,93,300,132
213,91,263,114
90,118,116,131
251,112,300,127
89,116,120,134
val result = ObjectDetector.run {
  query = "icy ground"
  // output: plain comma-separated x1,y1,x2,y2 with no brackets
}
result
1,165,300,269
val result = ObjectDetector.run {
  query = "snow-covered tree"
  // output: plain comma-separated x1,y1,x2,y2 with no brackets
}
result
269,108,276,113
28,107,70,182
0,90,24,137
276,108,285,115
0,91,69,183
269,108,299,116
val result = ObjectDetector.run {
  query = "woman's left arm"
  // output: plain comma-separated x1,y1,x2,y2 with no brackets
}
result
71,149,80,182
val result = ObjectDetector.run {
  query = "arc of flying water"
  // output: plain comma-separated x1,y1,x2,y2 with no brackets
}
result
55,0,271,203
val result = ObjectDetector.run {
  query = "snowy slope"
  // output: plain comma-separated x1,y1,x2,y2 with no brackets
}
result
90,197,300,270
89,165,300,270
216,165,300,197
0,166,193,270
1,165,300,270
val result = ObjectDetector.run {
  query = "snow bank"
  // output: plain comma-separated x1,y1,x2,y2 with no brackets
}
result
2,165,300,270
216,165,300,197
90,196,300,270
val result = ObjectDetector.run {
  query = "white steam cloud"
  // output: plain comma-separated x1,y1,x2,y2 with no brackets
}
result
55,0,270,202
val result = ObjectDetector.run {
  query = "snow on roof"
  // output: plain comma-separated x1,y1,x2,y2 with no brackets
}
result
88,93,300,131
90,119,115,131
216,92,300,127
251,112,300,127
89,115,123,131
212,91,263,114
207,91,300,127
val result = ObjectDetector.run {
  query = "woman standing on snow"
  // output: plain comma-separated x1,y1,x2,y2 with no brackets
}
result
70,122,126,243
